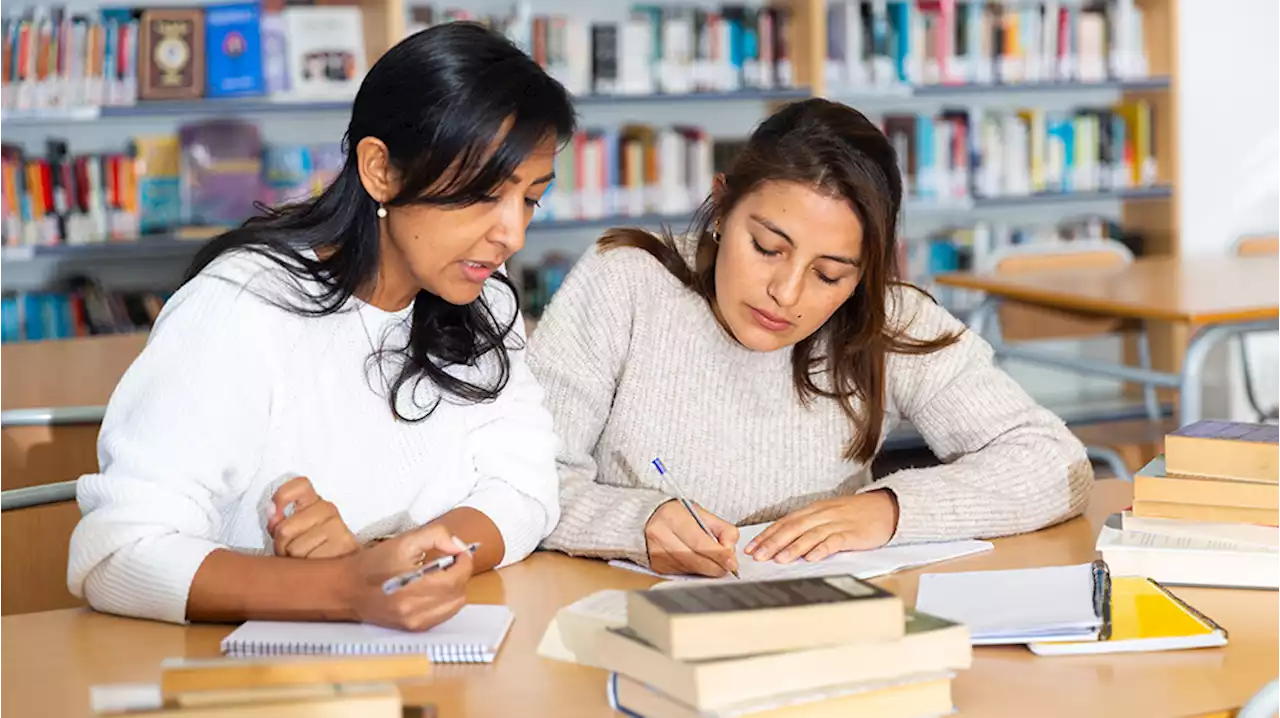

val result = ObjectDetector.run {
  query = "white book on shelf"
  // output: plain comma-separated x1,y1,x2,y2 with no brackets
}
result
619,18,654,95
280,7,366,100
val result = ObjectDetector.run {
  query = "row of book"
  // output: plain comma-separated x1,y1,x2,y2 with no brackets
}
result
825,0,1149,91
410,3,797,98
540,125,715,222
1,3,365,111
1097,421,1278,590
1,122,344,247
880,100,1157,202
0,282,167,342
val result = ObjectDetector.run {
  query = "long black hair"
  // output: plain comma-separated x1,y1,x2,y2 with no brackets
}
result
185,22,577,420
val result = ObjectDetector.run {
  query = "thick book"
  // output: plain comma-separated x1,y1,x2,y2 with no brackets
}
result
598,608,969,711
1097,518,1278,590
1134,455,1278,511
607,670,954,718
1164,421,1279,484
625,575,903,661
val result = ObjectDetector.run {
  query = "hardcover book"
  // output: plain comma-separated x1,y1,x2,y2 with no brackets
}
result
205,2,264,98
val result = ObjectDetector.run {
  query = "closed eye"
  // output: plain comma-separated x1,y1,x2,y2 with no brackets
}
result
815,271,839,285
524,197,542,209
751,237,780,257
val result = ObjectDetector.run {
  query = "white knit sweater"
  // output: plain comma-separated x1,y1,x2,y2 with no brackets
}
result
67,250,560,624
528,238,1094,565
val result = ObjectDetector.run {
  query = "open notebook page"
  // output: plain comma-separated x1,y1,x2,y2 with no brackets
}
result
608,522,993,582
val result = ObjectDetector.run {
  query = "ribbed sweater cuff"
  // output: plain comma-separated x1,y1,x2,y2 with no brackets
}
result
857,473,956,546
545,491,671,566
80,535,222,625
459,489,549,568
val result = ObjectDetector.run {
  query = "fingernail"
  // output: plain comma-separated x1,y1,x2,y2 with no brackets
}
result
451,536,468,551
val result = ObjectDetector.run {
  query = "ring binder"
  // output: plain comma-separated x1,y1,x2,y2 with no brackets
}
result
1090,559,1113,641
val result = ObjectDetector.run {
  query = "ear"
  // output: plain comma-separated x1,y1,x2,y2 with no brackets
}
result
355,137,398,205
712,173,727,204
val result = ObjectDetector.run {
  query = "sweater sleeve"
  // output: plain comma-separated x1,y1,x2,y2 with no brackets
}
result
527,248,672,565
67,262,277,624
862,288,1094,545
455,278,561,567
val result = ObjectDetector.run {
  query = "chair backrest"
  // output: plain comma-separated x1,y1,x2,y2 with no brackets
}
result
988,240,1135,341
1233,234,1280,257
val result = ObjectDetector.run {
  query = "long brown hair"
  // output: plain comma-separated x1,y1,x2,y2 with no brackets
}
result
599,98,961,463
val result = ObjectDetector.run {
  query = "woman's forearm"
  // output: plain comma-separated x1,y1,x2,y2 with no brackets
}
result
427,507,505,573
186,549,355,624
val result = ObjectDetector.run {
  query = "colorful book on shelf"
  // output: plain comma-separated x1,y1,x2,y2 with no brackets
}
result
206,2,265,99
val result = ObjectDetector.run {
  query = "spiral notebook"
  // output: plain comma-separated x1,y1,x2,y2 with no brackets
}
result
220,604,515,664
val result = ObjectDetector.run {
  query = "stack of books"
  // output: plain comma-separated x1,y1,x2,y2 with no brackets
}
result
1097,420,1279,589
601,576,972,718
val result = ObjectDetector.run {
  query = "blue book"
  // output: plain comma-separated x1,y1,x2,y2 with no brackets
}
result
1,296,20,343
206,3,265,98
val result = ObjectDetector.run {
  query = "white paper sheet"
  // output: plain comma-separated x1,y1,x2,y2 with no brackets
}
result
608,522,993,583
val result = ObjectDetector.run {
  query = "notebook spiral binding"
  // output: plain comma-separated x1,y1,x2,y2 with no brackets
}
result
222,640,493,663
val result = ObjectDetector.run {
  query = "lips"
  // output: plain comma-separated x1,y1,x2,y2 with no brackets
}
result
459,259,499,283
749,306,792,332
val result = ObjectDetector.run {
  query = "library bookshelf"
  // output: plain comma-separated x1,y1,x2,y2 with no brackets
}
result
2,0,1184,400
0,0,1182,614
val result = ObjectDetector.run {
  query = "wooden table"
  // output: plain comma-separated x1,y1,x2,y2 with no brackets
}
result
4,480,1276,718
936,255,1280,426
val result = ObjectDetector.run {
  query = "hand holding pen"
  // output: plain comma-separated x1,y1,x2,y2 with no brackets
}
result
644,457,741,579
337,524,474,632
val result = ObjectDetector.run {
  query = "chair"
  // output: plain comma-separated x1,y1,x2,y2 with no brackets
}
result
1232,235,1279,422
1,406,104,615
976,240,1169,480
0,406,100,511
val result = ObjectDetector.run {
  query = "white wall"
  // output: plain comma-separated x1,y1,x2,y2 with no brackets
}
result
1177,0,1280,421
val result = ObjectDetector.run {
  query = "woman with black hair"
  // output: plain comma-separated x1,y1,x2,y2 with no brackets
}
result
67,23,577,630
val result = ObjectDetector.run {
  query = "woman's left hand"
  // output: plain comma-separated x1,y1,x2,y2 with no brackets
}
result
743,489,900,564
267,476,362,559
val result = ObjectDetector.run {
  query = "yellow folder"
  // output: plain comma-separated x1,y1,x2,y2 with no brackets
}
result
1028,576,1227,656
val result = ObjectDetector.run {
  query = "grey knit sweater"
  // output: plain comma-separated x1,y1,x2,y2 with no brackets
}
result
527,237,1093,565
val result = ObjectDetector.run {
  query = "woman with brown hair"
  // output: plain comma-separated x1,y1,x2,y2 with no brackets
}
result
527,98,1093,578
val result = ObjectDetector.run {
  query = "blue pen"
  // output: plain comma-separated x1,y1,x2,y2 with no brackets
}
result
651,457,740,579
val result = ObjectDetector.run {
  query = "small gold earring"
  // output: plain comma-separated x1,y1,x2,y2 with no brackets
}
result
377,204,388,219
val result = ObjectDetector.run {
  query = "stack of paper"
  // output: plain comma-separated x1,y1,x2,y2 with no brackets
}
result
915,564,1103,645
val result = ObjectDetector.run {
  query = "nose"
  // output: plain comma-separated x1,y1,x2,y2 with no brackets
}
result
768,262,805,309
487,194,527,255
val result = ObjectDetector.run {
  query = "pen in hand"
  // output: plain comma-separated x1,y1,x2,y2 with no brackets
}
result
381,542,481,595
651,457,740,579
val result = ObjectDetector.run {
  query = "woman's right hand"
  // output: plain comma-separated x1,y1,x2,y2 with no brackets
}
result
644,500,740,577
338,524,473,631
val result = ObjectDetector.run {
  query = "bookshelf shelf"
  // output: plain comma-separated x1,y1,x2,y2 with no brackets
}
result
970,185,1173,209
0,213,702,265
573,88,811,106
0,89,813,127
827,78,1171,107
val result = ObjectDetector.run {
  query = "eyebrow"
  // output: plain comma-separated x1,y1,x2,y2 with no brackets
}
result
750,214,862,267
510,171,556,186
